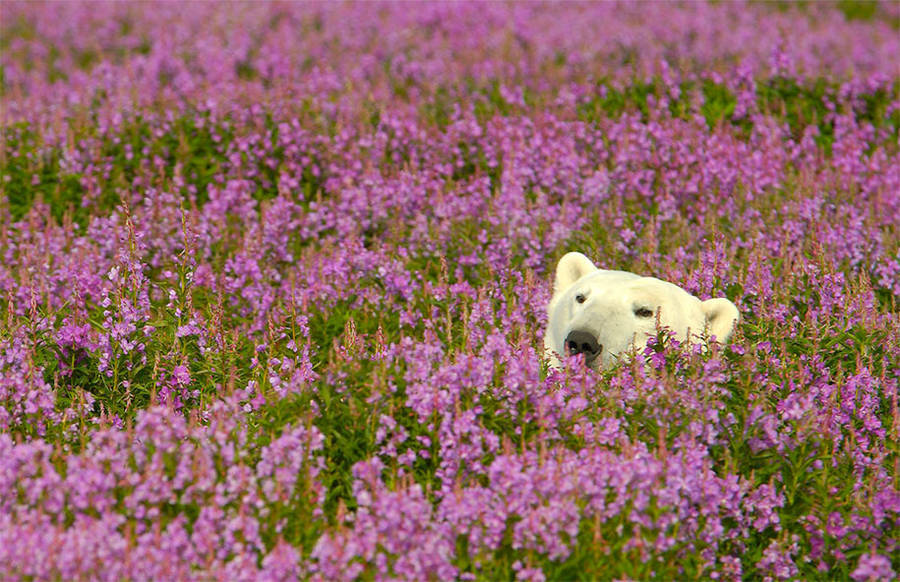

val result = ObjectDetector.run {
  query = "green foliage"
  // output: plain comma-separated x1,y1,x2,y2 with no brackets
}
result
573,75,898,152
701,80,738,129
421,86,456,129
758,76,835,148
2,123,90,224
837,0,879,21
314,375,379,518
576,79,657,123
5,76,897,231
1,114,234,226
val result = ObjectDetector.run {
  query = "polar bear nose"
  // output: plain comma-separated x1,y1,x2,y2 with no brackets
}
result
565,330,602,362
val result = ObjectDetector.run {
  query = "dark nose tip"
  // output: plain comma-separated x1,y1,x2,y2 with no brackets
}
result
565,330,602,362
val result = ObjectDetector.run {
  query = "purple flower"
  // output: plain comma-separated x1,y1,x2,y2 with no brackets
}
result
851,553,896,582
171,365,191,386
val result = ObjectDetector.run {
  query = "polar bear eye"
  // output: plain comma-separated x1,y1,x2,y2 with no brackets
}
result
575,293,586,304
634,307,654,318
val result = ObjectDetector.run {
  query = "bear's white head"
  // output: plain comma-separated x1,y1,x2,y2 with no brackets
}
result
544,252,740,369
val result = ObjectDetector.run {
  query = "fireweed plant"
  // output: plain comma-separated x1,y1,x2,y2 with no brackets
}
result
1,1,899,580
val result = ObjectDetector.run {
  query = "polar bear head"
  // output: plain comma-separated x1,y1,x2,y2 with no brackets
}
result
544,252,739,369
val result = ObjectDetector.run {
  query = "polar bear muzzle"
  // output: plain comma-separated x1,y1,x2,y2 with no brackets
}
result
565,330,602,364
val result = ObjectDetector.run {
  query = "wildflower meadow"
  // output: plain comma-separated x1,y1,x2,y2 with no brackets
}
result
1,2,898,580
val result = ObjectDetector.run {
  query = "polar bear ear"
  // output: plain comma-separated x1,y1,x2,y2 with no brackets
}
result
554,252,598,294
700,298,740,343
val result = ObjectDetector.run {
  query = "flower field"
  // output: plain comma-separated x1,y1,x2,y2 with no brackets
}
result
1,1,899,579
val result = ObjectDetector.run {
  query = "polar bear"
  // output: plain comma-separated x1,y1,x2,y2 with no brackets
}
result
544,252,739,369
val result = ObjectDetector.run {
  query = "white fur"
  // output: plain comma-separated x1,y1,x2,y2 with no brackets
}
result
544,252,739,369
